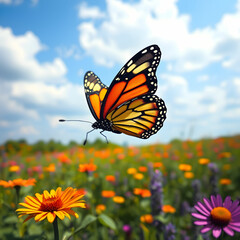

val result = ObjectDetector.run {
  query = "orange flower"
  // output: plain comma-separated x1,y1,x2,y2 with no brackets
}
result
112,196,125,204
163,152,169,158
140,214,153,224
141,189,151,198
133,188,151,197
57,153,71,164
133,188,142,195
198,158,210,165
101,190,115,198
44,163,55,172
184,172,194,179
162,205,176,213
16,187,86,223
78,163,97,173
138,166,147,172
219,178,232,185
133,173,144,180
0,178,36,188
178,164,192,172
153,162,163,168
9,165,20,172
113,147,123,154
127,168,137,175
105,175,116,183
96,204,106,214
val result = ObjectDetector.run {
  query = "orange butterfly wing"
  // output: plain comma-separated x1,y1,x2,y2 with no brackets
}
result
107,95,167,139
84,71,108,121
101,45,161,119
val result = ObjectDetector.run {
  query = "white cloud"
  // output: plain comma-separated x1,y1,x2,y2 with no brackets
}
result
0,0,37,5
157,73,240,139
31,0,39,6
197,75,209,82
10,81,88,115
0,27,92,144
55,45,81,60
0,27,67,83
159,74,228,121
78,2,105,19
0,121,9,127
78,0,240,72
19,126,39,135
0,0,11,4
0,0,22,4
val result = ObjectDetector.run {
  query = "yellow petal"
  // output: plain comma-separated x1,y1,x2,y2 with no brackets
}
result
16,208,42,214
35,193,43,202
64,209,78,218
67,203,86,208
66,195,84,204
18,202,39,210
54,211,65,220
56,187,62,197
61,187,74,202
35,212,48,222
50,189,56,197
61,210,71,219
25,196,41,207
47,212,55,223
43,190,50,199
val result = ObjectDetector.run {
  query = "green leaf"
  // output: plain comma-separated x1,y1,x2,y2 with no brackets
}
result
197,235,204,240
155,214,169,224
4,215,18,224
140,223,149,240
65,214,97,240
98,214,117,231
80,214,97,229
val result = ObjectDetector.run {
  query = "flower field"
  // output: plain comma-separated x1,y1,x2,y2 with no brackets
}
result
0,135,240,240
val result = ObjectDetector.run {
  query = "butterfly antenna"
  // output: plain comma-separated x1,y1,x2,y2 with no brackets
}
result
83,128,95,145
59,119,93,124
100,130,109,144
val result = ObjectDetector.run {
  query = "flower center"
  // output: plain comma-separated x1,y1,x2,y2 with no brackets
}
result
40,197,63,212
211,207,231,226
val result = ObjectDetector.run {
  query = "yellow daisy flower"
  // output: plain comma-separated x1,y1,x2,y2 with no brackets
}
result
16,187,86,223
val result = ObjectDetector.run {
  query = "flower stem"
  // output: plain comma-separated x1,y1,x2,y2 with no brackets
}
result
53,217,59,240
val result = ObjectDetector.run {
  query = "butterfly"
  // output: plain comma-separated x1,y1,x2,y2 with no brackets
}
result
82,44,167,144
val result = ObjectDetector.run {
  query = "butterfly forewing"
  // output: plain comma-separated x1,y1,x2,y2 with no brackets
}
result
106,95,167,139
84,71,108,120
101,45,161,119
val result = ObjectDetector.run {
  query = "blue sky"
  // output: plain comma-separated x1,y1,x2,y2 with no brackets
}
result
0,0,240,145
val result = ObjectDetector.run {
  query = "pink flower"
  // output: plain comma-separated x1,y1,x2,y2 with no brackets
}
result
192,194,240,238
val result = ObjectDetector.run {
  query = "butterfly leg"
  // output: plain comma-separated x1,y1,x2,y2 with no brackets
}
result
100,130,109,144
83,128,95,145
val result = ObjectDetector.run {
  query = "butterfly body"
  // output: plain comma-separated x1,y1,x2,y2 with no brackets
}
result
84,45,167,141
92,119,121,134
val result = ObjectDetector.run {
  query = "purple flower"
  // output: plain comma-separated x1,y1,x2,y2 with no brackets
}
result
164,223,176,240
150,169,163,216
192,194,240,238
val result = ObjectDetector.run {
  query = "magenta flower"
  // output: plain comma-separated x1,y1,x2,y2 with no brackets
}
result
192,194,240,238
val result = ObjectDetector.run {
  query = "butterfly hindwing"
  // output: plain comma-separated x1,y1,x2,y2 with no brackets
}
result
101,45,161,119
106,94,167,139
84,71,108,121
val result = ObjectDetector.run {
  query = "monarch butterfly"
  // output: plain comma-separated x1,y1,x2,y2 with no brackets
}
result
60,45,167,144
